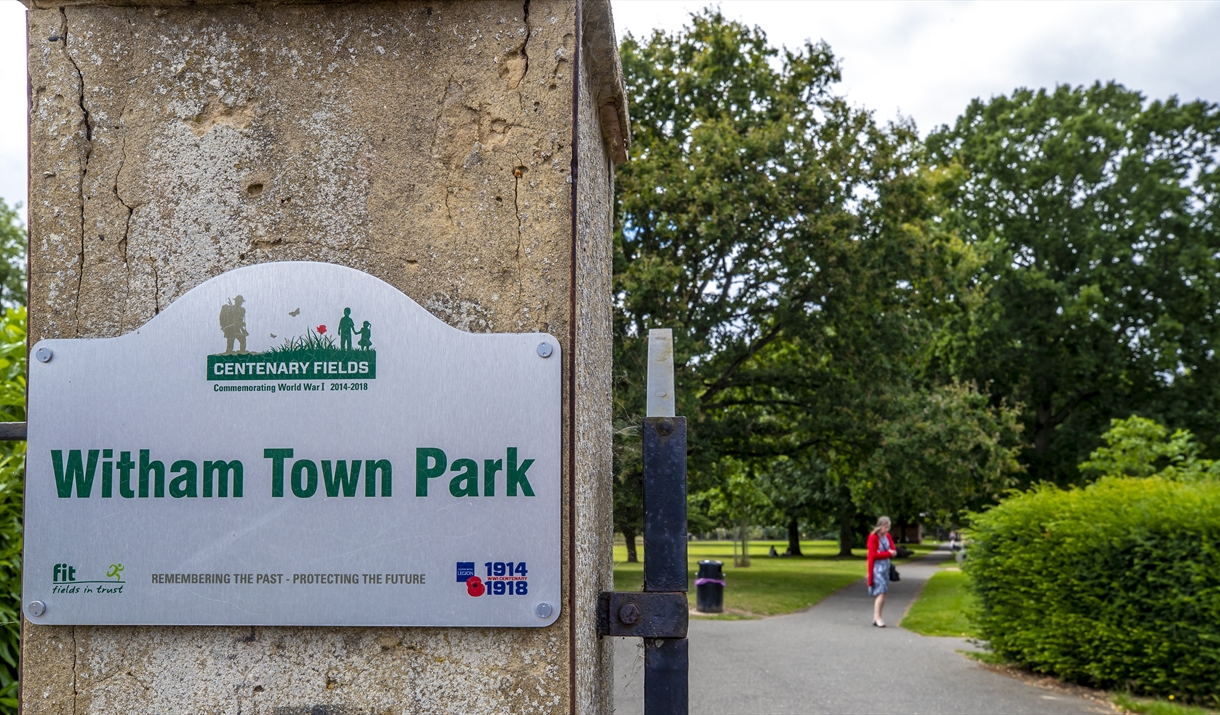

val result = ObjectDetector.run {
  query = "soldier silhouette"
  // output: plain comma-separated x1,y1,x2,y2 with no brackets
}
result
219,296,248,354
339,308,355,351
358,321,372,350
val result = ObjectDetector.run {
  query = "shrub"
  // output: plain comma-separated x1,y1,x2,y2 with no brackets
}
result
0,445,21,712
965,475,1220,704
0,307,25,714
1080,416,1219,482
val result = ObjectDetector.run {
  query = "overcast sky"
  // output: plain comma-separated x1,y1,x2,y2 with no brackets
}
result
2,1,1219,223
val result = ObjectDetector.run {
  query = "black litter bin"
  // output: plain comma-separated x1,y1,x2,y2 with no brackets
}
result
695,560,725,613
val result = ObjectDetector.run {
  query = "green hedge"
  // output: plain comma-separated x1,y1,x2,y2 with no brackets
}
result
965,476,1220,704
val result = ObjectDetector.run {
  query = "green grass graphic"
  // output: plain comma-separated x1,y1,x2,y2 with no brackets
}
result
265,329,339,354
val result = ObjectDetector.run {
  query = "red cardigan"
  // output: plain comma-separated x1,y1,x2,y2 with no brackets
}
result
867,532,897,587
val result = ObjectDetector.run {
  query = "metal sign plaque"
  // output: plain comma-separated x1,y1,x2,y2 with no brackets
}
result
23,262,562,627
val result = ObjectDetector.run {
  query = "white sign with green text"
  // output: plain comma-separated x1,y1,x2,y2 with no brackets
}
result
24,262,562,626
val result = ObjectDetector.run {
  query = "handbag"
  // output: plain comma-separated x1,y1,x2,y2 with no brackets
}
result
888,563,900,582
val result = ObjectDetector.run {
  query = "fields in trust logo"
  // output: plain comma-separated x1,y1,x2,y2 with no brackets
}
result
207,297,377,381
51,561,126,595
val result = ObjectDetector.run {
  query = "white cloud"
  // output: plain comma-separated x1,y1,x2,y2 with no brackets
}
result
0,1,28,223
0,1,1217,221
611,1,1220,132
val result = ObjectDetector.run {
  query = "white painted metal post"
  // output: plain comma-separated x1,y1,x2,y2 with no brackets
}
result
647,329,676,418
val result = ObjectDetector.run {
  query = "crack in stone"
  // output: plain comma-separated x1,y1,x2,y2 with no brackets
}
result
513,167,524,257
115,10,135,267
61,7,92,337
114,102,134,309
497,4,534,96
116,9,137,332
430,74,456,156
71,626,78,714
113,88,133,329
151,259,160,315
519,0,532,79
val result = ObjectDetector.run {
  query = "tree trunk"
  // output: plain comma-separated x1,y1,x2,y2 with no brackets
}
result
787,516,803,556
623,528,638,563
737,517,751,567
1034,397,1053,458
838,500,854,557
895,518,907,544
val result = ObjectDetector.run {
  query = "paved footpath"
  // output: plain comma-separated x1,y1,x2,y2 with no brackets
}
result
614,547,1110,714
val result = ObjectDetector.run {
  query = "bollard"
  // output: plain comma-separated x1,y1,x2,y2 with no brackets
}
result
695,560,725,614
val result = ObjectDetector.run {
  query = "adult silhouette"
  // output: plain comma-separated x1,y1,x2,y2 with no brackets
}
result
339,307,355,351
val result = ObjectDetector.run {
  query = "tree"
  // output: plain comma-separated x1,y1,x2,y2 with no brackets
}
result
927,84,1220,483
613,11,953,549
1080,415,1219,481
754,456,827,556
691,457,775,566
859,381,1025,526
0,200,24,309
612,420,643,562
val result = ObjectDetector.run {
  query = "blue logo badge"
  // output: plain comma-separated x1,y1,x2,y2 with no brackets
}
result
456,562,475,582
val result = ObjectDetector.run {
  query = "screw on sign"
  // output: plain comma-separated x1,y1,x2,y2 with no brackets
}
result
466,576,485,597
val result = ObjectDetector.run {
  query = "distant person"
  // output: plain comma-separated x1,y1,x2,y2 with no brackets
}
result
769,545,778,557
339,308,355,351
867,515,898,627
949,531,959,552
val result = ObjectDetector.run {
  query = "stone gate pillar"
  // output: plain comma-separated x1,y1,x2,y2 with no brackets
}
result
19,0,627,711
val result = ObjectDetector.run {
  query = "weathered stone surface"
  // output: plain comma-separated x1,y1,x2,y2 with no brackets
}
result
572,22,616,714
22,0,624,712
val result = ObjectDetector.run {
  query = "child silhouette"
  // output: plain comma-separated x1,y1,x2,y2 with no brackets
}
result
358,321,372,350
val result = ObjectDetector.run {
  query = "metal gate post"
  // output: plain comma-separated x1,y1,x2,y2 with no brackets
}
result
598,329,688,714
643,408,688,714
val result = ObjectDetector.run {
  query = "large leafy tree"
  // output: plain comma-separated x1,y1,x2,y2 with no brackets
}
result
928,84,1220,483
612,12,958,553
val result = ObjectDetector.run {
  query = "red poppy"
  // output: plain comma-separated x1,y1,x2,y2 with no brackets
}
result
317,325,327,334
466,576,485,597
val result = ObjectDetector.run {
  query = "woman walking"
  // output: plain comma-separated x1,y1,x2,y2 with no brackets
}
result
867,516,897,627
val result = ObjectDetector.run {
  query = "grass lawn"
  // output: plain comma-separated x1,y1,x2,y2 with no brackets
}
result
900,566,978,637
1112,694,1218,715
613,539,937,619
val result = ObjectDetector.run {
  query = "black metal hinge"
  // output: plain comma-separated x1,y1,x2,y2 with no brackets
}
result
597,591,688,638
